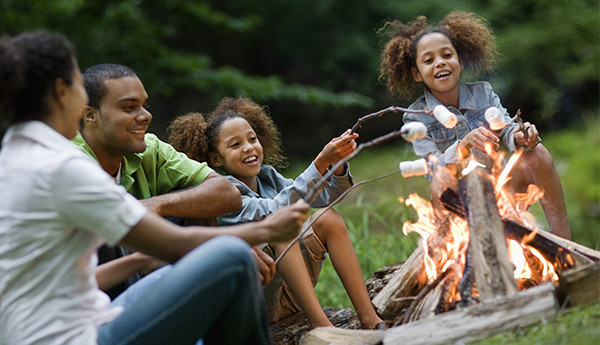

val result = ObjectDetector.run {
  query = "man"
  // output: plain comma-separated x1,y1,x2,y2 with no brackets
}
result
74,64,247,298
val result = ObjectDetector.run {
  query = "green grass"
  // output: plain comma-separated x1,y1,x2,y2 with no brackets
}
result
279,112,600,343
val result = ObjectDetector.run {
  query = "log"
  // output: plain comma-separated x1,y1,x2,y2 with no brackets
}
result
301,283,557,345
300,328,384,345
459,167,518,300
371,244,427,319
382,282,558,345
556,260,600,308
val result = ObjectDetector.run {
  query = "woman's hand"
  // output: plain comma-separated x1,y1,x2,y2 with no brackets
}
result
314,129,359,175
262,200,310,244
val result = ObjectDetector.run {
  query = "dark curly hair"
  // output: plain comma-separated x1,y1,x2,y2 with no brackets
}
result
167,97,288,169
166,112,210,163
379,11,498,98
0,31,76,128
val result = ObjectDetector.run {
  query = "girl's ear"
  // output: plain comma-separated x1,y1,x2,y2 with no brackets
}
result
209,152,223,167
411,67,423,82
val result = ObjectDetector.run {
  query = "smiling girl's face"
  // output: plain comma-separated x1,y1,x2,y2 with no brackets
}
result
411,32,464,107
210,116,264,190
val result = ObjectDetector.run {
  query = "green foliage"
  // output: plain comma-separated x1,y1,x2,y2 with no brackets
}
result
1,0,597,156
0,0,372,108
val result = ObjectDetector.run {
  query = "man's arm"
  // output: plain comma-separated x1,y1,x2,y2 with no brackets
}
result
140,172,242,219
96,252,167,291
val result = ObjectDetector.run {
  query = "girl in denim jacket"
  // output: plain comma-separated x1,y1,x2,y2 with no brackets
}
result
167,97,384,330
379,11,570,239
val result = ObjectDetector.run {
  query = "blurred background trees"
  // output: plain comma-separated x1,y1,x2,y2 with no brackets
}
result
1,0,597,156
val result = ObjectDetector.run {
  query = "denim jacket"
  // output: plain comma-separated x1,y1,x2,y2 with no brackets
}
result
217,163,353,226
403,81,518,170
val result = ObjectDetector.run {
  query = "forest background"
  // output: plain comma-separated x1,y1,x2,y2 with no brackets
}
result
1,0,599,342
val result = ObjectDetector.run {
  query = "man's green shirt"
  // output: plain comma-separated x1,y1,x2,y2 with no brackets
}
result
72,132,213,200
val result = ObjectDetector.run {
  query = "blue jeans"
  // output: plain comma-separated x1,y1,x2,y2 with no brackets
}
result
97,236,272,345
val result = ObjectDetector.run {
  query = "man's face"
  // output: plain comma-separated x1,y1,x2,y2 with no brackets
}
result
96,76,152,156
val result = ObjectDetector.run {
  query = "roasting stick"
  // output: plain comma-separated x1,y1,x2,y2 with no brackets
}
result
273,109,432,265
274,169,404,264
350,106,432,132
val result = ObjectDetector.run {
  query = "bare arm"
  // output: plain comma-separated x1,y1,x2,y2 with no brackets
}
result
119,200,309,264
140,172,242,219
95,252,167,291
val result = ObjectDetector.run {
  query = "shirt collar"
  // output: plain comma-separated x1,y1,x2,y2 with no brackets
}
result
3,120,77,152
72,131,143,179
423,82,478,112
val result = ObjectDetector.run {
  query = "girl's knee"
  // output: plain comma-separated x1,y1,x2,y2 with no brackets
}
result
312,209,348,244
521,144,554,170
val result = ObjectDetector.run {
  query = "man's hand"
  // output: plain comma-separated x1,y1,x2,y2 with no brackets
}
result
251,247,276,287
261,200,310,244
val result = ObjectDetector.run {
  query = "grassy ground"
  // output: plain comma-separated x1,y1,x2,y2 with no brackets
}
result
279,113,600,343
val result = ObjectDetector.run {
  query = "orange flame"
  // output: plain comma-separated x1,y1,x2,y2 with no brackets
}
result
401,149,556,292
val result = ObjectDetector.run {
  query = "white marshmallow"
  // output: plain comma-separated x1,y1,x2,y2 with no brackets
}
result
399,158,428,178
484,107,506,130
432,105,458,129
400,122,427,142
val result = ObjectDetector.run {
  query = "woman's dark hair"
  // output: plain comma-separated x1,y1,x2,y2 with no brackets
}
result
0,31,76,127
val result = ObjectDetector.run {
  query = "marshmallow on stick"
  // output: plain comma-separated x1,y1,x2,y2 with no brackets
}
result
400,122,427,142
484,106,507,130
399,158,428,178
432,105,458,129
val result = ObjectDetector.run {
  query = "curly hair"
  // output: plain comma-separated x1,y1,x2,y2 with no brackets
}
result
379,11,498,98
166,112,210,163
207,97,288,168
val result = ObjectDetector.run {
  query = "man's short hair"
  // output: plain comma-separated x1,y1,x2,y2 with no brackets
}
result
82,64,137,109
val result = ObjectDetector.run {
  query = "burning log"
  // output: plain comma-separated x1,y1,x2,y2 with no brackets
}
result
458,166,519,300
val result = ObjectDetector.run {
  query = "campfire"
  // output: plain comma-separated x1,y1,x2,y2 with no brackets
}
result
271,106,599,345
299,146,600,345
389,147,564,326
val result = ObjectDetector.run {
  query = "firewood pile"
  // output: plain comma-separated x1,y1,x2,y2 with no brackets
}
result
271,150,600,345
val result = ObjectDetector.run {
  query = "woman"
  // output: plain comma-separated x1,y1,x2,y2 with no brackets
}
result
0,31,308,345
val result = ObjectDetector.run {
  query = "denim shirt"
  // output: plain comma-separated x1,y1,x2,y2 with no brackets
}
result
217,163,353,226
403,81,518,170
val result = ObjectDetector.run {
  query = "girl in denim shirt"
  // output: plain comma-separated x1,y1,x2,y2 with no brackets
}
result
167,97,384,330
379,11,570,239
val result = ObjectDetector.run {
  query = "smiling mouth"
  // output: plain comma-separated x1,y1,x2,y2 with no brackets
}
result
129,129,146,134
435,71,451,78
243,156,258,164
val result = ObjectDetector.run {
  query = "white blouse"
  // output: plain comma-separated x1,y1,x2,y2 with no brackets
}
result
0,121,147,345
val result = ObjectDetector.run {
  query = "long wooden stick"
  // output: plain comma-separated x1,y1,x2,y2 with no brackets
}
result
274,169,403,264
350,106,432,132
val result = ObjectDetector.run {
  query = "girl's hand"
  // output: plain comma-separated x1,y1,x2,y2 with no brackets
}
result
457,127,499,158
513,122,540,149
314,129,359,175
